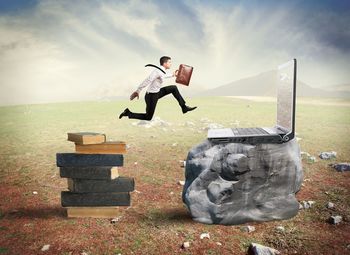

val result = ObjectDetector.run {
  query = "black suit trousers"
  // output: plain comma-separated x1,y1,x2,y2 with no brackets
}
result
128,85,186,120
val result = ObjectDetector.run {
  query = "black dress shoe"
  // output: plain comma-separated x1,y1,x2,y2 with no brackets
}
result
119,108,130,119
182,105,197,114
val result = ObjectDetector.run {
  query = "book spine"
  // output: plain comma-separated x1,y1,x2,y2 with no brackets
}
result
59,166,117,179
56,153,123,167
68,177,135,193
61,191,130,207
75,144,126,154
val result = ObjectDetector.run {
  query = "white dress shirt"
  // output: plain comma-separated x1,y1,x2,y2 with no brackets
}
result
136,65,174,94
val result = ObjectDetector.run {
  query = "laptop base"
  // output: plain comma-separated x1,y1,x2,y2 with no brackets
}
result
208,135,283,145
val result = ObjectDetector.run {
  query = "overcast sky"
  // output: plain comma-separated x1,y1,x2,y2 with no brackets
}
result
0,0,349,105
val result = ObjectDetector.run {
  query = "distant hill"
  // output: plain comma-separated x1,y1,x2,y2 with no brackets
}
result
323,83,350,92
197,70,350,98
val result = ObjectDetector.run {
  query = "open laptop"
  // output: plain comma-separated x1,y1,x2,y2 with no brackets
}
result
207,58,297,144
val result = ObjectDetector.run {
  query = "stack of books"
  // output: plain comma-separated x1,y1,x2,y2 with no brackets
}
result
56,132,134,218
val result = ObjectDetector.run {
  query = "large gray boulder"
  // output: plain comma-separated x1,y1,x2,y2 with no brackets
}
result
182,138,303,225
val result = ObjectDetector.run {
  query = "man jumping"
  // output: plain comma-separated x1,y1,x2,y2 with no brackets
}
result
119,56,197,120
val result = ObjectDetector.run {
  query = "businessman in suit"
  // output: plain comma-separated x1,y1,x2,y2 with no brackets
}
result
119,56,197,120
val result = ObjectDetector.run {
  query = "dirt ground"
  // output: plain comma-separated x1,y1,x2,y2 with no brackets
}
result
0,97,349,254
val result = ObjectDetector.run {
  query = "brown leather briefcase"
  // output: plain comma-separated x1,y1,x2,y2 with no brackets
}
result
175,64,193,86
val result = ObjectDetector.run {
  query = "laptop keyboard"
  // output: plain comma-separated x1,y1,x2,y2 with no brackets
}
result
232,127,269,135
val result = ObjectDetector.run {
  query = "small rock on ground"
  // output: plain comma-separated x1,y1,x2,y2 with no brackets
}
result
200,233,210,239
180,160,186,168
240,225,256,233
181,241,190,249
248,242,280,255
275,226,285,232
178,180,185,186
331,163,350,172
110,216,122,223
300,200,315,209
329,215,342,225
41,245,50,251
326,202,334,209
319,151,337,160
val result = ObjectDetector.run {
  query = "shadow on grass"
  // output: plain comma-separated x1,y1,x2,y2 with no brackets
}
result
3,205,66,219
3,205,194,225
128,206,195,227
160,207,193,223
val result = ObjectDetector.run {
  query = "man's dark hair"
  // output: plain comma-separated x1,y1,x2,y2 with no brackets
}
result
160,56,171,66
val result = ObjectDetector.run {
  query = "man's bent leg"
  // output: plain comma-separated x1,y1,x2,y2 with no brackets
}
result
158,85,198,114
158,85,186,107
128,93,158,120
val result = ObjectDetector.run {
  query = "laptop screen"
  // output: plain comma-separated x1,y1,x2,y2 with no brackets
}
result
276,59,296,132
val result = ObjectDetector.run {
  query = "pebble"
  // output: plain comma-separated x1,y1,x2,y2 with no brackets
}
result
249,242,280,255
307,200,315,206
301,151,310,158
180,160,186,168
319,151,337,160
110,216,122,223
181,241,190,249
216,242,222,246
185,121,195,127
329,215,342,225
41,244,50,251
240,225,256,233
300,152,317,163
200,232,210,239
326,202,334,209
331,163,350,172
300,200,315,209
32,191,38,195
308,156,317,163
178,180,185,186
132,116,171,128
275,226,285,232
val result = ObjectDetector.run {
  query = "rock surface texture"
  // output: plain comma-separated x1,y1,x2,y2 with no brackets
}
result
182,138,303,225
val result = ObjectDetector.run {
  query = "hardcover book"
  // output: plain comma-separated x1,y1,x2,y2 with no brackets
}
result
67,132,106,145
75,141,126,154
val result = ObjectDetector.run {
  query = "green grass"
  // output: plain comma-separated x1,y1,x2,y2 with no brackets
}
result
0,96,349,254
0,247,9,254
1,96,349,188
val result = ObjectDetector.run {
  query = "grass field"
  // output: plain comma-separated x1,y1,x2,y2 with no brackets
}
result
0,96,349,254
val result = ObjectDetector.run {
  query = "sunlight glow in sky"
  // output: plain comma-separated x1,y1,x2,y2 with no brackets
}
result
0,0,349,105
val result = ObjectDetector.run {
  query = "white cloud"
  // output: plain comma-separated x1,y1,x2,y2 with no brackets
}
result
0,0,349,105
